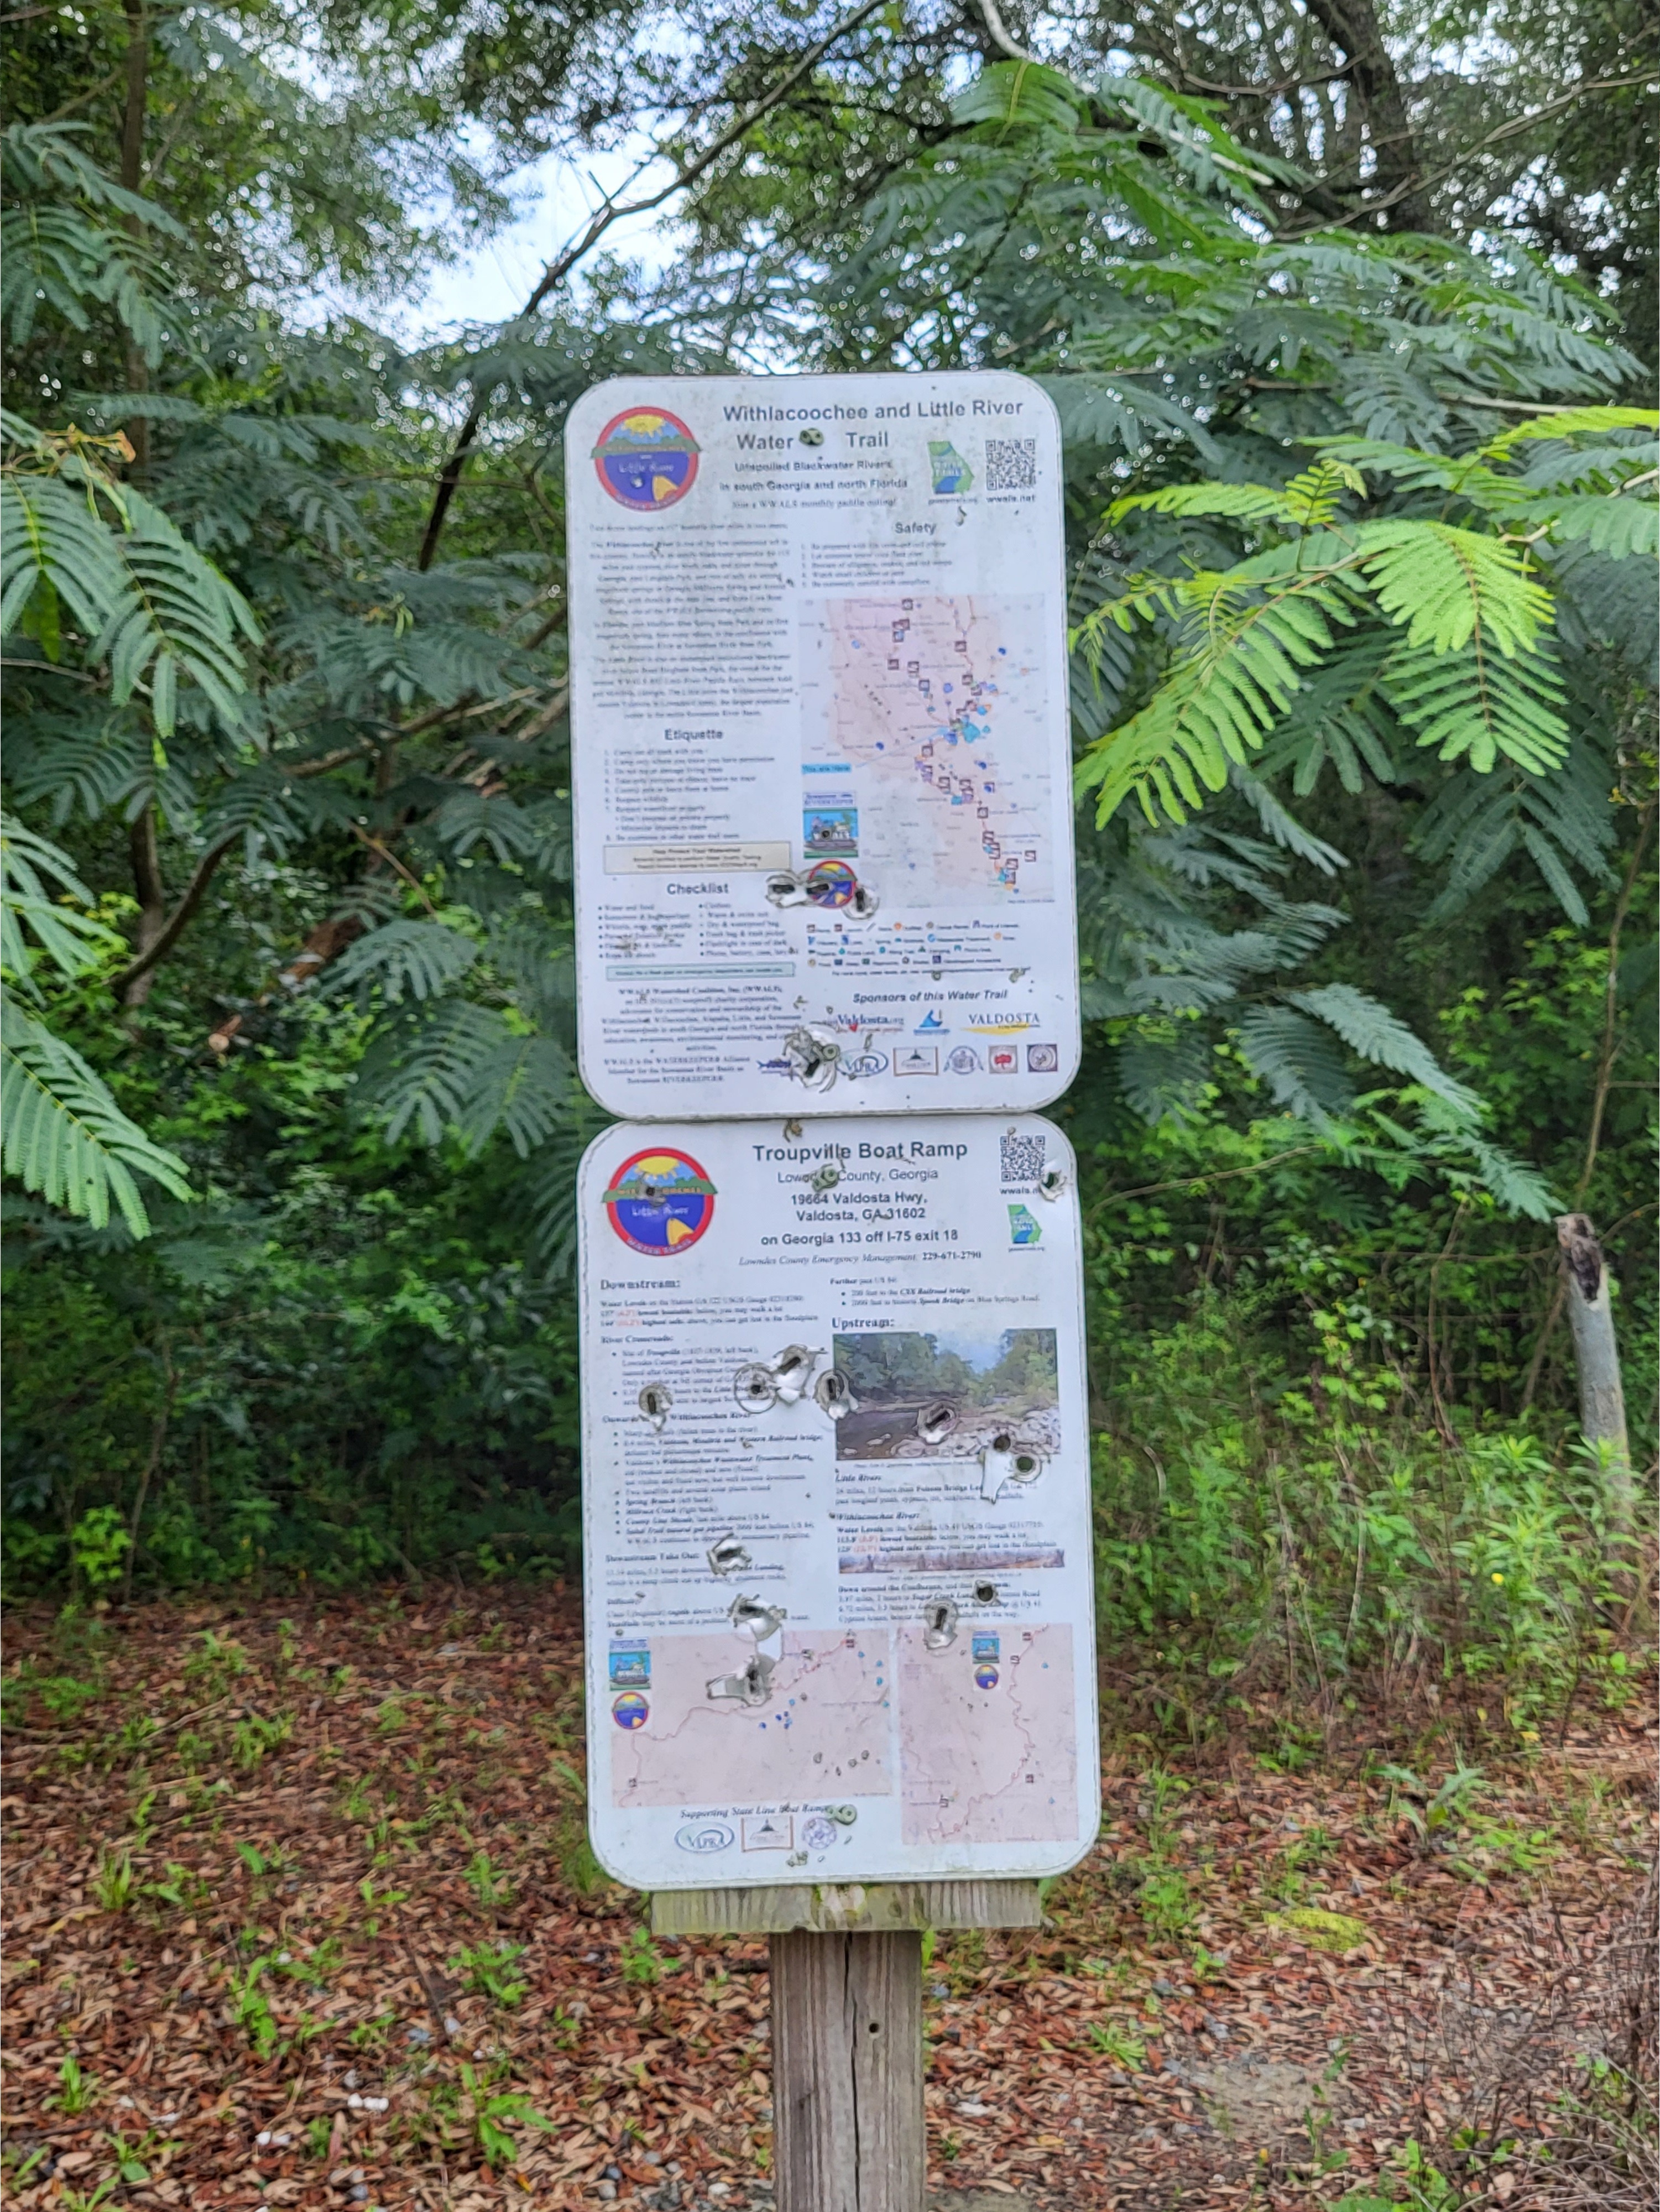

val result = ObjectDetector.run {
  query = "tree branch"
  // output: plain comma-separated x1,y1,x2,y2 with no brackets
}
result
113,833,239,1000
414,0,891,573
976,0,1035,65
1278,70,1656,236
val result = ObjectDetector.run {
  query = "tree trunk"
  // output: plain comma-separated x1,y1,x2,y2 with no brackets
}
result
125,805,166,1009
1555,1213,1636,1590
120,0,152,475
1300,0,1432,230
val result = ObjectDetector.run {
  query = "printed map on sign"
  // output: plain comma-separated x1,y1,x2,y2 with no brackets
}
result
800,595,1054,908
896,1622,1077,1845
608,1630,894,1808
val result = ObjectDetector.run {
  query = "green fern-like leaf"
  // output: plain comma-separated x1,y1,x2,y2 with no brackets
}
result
453,1033,574,1157
325,919,479,1005
353,1001,509,1144
1288,983,1480,1117
1,999,191,1233
1076,575,1344,824
1536,494,1658,560
1,812,122,987
1382,639,1568,773
1235,1004,1355,1121
1,470,257,734
1354,521,1553,657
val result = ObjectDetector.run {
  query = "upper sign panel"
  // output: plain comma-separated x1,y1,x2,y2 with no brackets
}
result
567,373,1079,1119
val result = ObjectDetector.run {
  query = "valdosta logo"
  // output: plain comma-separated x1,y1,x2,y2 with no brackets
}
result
591,407,700,510
602,1147,716,1255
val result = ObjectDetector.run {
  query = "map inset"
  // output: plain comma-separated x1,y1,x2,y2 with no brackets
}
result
898,1621,1078,1845
608,1630,894,1808
800,595,1053,907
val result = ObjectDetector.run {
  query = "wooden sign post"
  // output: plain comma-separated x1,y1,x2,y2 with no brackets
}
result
654,1884,1043,2210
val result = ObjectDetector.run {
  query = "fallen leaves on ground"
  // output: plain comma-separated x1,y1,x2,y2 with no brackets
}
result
2,1588,1652,2210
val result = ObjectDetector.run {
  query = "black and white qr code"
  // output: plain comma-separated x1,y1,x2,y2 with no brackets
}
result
985,436,1037,491
1000,1130,1046,1185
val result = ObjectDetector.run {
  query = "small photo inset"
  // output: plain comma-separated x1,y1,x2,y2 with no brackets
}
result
803,806,859,857
832,1327,1059,1462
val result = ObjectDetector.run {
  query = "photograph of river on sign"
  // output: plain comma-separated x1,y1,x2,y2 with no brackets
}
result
833,1327,1060,1460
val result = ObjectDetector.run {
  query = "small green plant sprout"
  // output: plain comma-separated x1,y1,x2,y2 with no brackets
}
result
232,1710,293,1770
225,1961,279,2059
184,1629,249,1694
275,1619,301,1667
348,2008,400,2050
1378,1762,1486,1849
1087,2020,1147,2070
48,2055,98,2114
619,1927,672,1986
460,2065,551,2168
1139,1867,1196,1937
305,2116,332,2158
356,1872,409,1936
102,2128,155,2184
69,1505,131,1590
92,1848,135,1912
341,1773,374,1823
144,1861,211,1913
1189,1946,1229,1985
56,2180,118,2212
32,1670,102,1723
464,1850,515,1911
119,1712,159,1756
450,1940,529,2007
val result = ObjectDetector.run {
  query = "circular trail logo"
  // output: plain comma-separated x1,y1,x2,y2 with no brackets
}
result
602,1147,716,1256
805,859,859,907
612,1692,650,1729
592,407,700,510
675,1822,735,1854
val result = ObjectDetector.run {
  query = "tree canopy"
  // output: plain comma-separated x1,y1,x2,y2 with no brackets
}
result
1,0,1653,1597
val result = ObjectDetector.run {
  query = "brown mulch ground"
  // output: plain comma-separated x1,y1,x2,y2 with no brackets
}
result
2,1588,1653,2210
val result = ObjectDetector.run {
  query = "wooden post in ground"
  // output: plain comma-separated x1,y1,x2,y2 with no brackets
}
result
1555,1212,1636,1589
653,1882,1041,2211
771,1928,922,2212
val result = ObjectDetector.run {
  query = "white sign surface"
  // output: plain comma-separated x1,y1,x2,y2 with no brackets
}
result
578,1115,1099,1890
566,372,1079,1119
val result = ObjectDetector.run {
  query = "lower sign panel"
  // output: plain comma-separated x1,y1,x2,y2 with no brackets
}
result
578,1115,1099,1888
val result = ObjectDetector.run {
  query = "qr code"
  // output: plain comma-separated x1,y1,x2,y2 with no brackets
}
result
985,437,1037,490
1000,1130,1046,1185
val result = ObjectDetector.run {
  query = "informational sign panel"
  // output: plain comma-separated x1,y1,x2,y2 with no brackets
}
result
566,373,1079,1119
578,1114,1099,1890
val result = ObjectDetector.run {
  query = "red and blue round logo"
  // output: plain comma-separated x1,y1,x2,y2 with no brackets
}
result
591,406,700,511
602,1147,716,1256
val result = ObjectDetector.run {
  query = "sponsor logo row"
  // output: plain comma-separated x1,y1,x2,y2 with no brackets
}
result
761,1040,1058,1080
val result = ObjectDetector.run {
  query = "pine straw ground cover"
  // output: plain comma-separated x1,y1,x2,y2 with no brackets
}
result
2,1590,1652,2212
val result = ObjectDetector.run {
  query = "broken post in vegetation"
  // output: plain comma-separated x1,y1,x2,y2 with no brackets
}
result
654,1884,1041,2209
1554,1213,1636,1589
